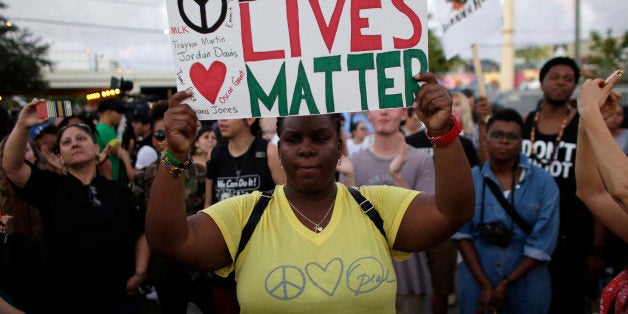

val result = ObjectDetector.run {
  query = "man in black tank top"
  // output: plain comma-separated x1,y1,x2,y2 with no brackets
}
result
521,57,603,313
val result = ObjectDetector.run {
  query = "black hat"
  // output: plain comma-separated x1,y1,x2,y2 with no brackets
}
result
132,106,151,124
97,98,126,114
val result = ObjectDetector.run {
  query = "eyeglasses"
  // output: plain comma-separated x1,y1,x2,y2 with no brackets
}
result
488,130,521,143
154,130,166,142
357,127,368,131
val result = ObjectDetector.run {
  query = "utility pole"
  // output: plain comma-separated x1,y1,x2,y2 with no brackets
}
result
500,0,515,91
575,0,581,64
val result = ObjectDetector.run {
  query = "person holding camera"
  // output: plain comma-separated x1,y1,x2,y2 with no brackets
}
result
2,98,149,313
453,108,560,314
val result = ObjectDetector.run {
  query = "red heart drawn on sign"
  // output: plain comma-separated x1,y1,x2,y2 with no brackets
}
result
189,61,227,104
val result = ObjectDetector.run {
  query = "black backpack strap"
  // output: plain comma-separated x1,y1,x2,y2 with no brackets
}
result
483,178,533,235
347,187,387,240
235,189,274,260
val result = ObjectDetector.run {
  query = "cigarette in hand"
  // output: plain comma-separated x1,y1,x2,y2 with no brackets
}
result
603,68,624,86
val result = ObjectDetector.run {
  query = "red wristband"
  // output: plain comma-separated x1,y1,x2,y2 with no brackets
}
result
426,115,462,147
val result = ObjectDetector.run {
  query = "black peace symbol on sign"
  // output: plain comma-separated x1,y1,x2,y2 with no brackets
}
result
178,0,228,34
265,265,306,301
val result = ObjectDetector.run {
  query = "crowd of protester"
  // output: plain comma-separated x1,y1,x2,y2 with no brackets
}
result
0,57,626,314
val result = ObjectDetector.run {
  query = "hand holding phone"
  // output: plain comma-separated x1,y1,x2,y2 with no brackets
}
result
36,100,72,119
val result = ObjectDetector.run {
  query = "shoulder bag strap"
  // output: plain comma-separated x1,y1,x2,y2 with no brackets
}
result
483,178,532,235
235,189,274,260
347,187,387,240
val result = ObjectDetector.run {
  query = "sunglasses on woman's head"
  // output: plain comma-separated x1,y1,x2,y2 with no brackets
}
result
59,123,93,135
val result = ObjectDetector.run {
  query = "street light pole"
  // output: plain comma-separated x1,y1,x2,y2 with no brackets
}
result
500,0,515,91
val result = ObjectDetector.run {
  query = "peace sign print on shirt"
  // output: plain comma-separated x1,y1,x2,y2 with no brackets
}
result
264,256,396,300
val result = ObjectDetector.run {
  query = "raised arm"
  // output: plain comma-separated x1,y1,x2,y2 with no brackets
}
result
475,96,492,165
112,145,136,183
576,88,628,242
395,72,475,251
2,99,48,188
577,71,628,210
146,90,230,271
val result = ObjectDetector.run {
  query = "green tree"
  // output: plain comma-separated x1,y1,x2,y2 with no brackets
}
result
0,1,53,95
428,29,466,74
586,29,628,79
515,46,551,64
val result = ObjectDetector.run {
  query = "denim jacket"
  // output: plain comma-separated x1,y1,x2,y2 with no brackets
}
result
453,152,560,262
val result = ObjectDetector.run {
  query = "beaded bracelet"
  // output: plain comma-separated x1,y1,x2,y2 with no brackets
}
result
160,150,192,178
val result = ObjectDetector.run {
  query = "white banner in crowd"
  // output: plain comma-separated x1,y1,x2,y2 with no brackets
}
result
438,0,503,60
166,0,428,120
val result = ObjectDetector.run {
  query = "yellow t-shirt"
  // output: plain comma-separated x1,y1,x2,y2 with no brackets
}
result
201,183,419,313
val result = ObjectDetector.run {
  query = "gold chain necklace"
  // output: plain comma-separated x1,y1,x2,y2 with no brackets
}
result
530,106,570,162
287,199,335,233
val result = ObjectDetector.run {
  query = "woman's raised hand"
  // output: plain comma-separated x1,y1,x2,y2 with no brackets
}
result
412,72,453,137
164,90,200,157
17,98,48,128
578,69,623,120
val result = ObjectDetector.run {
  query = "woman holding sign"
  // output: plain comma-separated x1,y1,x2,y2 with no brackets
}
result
146,72,474,312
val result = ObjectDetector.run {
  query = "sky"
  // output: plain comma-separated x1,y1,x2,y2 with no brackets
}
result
3,0,627,73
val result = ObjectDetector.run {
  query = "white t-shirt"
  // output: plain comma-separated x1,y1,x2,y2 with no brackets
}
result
346,139,369,156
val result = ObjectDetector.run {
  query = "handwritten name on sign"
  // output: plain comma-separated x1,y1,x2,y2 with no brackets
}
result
166,0,429,120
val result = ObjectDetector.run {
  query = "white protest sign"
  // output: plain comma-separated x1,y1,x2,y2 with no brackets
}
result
166,0,428,120
438,0,503,60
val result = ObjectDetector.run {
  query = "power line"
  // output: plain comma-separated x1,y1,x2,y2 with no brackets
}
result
9,17,164,34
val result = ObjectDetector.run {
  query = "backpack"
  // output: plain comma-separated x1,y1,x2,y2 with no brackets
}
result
235,186,387,260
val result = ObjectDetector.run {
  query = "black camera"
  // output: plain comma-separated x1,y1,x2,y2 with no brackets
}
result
478,223,513,247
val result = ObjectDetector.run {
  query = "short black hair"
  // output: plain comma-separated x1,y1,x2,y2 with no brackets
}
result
539,57,580,83
97,98,126,113
276,114,342,138
150,100,170,123
487,108,523,130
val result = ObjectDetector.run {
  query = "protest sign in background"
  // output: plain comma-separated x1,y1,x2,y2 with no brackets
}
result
437,0,503,60
166,0,429,120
